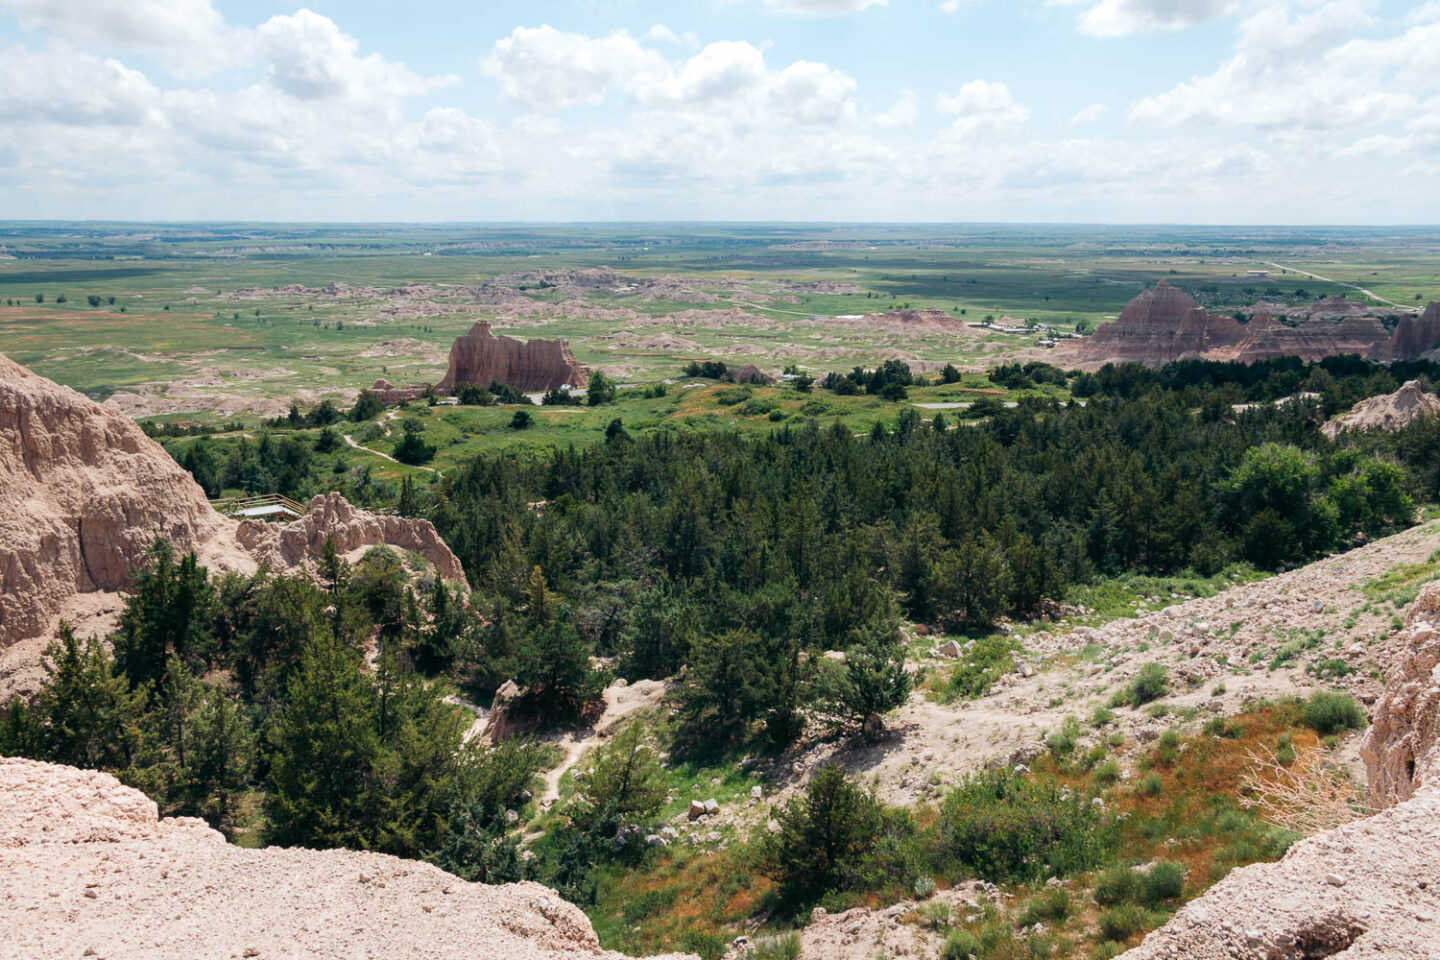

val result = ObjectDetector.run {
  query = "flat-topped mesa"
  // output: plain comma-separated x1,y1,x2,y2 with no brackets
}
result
437,321,589,394
1068,280,1244,367
1369,301,1440,362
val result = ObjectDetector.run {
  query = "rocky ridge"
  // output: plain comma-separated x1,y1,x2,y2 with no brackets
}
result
438,321,590,394
1369,301,1440,362
0,756,693,960
1063,283,1411,368
0,353,466,699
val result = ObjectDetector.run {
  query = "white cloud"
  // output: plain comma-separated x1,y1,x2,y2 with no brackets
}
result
760,0,888,13
1129,2,1429,131
482,26,671,109
1070,102,1109,124
1067,0,1235,37
0,46,161,126
871,90,919,127
483,26,859,125
255,10,455,103
0,0,242,74
936,80,1029,138
647,24,700,48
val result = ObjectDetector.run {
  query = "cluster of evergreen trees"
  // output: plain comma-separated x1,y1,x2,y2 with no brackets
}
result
0,542,542,875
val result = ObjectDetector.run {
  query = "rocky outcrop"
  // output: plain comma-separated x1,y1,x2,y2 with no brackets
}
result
1065,283,1398,368
236,492,466,584
0,756,693,960
367,378,429,405
0,353,468,699
1217,311,1389,364
0,353,231,653
1118,583,1440,960
1360,582,1440,809
1321,380,1440,439
1369,302,1440,362
437,321,589,394
1067,281,1244,367
860,308,976,333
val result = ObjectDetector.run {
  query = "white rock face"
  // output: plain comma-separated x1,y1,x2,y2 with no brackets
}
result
0,757,694,960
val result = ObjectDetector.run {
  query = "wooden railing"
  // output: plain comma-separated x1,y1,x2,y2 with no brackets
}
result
210,494,308,519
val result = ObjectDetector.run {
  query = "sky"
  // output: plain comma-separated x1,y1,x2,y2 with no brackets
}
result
1,0,1437,223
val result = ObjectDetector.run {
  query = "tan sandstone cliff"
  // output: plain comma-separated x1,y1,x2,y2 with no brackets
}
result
0,353,466,698
1117,583,1440,959
438,321,589,394
0,756,693,960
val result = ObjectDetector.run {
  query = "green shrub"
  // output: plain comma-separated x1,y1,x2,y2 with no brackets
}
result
1127,664,1169,706
1017,887,1070,926
935,635,1019,701
1089,942,1127,960
936,769,1114,883
1093,865,1139,905
1097,904,1145,941
1302,691,1366,736
753,933,802,960
941,930,980,960
713,386,752,406
1141,861,1185,903
1093,759,1121,787
1275,733,1296,766
1137,772,1163,798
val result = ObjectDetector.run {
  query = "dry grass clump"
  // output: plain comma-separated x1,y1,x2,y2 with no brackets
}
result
1238,742,1365,834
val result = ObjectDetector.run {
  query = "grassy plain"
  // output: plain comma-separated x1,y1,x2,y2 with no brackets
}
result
5,223,1439,414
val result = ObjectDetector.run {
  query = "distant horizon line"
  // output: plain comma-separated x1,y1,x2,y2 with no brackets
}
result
2,220,1440,231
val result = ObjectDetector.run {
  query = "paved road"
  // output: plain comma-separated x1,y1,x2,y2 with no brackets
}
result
1259,260,1415,311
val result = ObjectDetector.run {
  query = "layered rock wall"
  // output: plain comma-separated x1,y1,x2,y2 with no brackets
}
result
0,354,231,650
1067,281,1244,366
437,321,589,394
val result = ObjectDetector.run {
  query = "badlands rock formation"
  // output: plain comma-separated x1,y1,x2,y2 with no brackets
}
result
1369,301,1440,362
438,321,589,394
237,491,467,583
0,756,692,960
1117,583,1440,959
0,353,232,652
1065,282,1397,368
1066,281,1243,366
1321,380,1440,439
1219,310,1389,364
0,353,465,698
